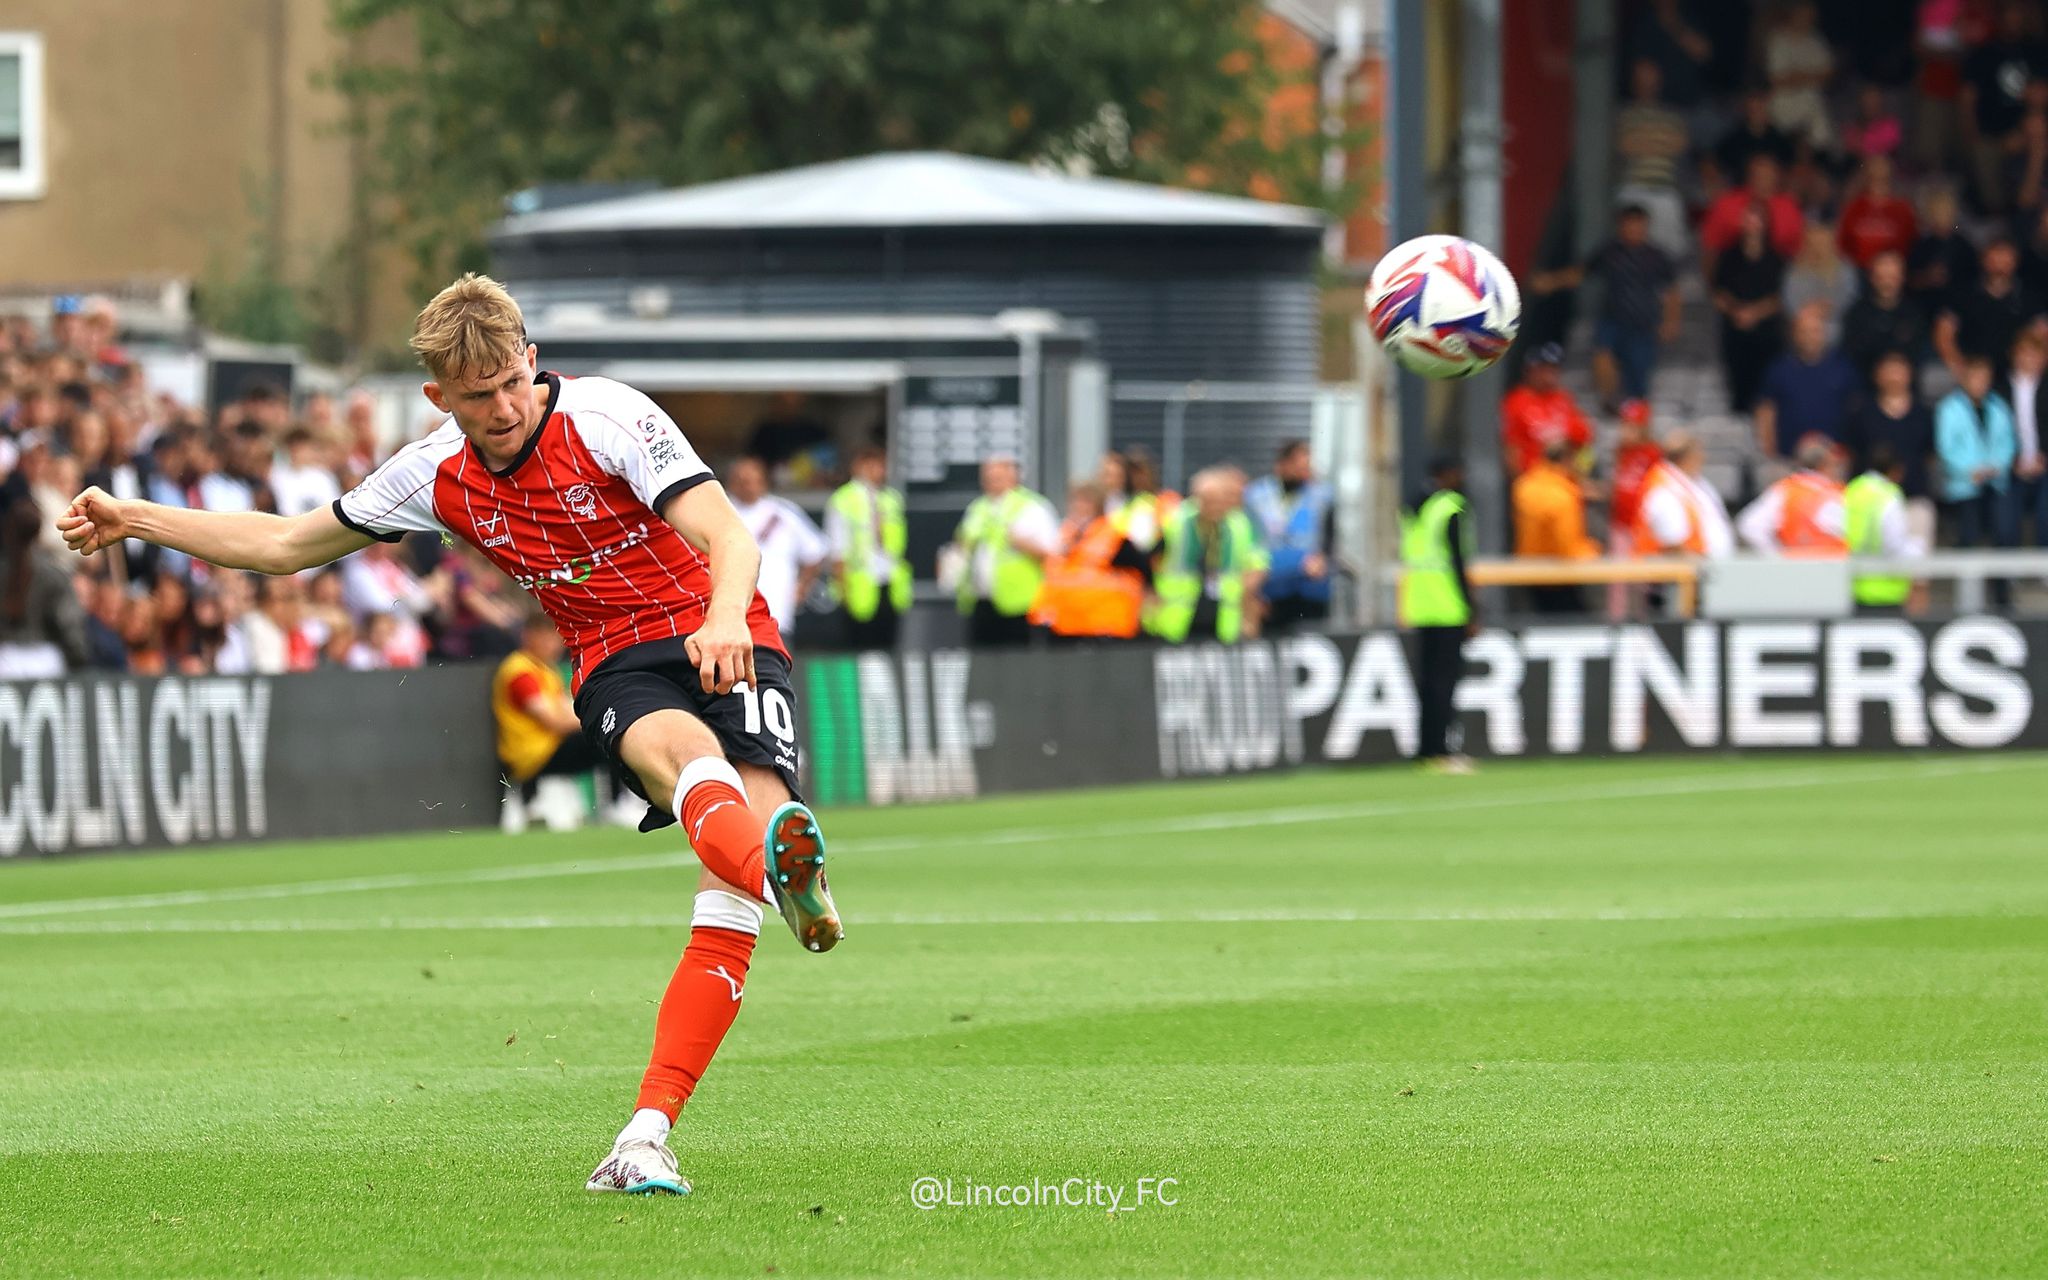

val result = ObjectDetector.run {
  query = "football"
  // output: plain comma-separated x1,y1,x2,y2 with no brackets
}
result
1365,233,1521,378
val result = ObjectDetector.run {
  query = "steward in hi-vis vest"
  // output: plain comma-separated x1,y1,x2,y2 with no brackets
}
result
944,454,1059,647
1400,457,1478,772
1150,467,1269,645
825,445,910,651
1843,446,1925,612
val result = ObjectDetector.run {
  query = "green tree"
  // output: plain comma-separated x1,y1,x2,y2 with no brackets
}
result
330,0,1345,283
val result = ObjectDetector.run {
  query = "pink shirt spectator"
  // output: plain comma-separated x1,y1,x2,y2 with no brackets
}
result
1842,114,1903,160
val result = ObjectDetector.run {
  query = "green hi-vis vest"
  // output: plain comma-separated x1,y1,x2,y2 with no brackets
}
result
828,481,911,621
1152,508,1268,644
1844,472,1911,607
955,488,1048,617
1399,489,1473,627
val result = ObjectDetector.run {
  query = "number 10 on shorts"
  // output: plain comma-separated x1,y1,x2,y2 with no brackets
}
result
732,682,795,745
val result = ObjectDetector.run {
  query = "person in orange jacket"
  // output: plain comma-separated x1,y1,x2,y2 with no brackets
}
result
1735,432,1848,556
1512,438,1601,613
1029,481,1151,641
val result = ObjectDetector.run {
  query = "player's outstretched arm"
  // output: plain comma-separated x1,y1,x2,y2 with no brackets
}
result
57,486,374,575
662,480,762,694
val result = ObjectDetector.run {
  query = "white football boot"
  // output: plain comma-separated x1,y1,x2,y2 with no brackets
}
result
584,1138,691,1195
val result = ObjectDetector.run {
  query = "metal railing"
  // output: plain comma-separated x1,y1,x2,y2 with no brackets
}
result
1376,551,2048,619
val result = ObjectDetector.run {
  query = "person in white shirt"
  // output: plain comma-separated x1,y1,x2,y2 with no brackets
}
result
270,427,344,518
2000,330,2048,545
725,455,830,640
1764,2,1834,149
1637,431,1736,558
338,540,433,665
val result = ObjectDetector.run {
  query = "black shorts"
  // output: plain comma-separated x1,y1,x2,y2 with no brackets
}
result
574,640,802,833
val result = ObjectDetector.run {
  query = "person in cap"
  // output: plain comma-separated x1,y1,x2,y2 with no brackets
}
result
1500,343,1595,476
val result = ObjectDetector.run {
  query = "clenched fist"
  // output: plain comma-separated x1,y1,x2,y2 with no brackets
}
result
55,487,131,557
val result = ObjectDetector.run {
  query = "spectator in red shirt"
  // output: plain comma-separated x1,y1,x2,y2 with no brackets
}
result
1701,154,1806,269
1610,399,1666,537
1837,155,1919,270
1500,344,1595,476
1606,399,1667,619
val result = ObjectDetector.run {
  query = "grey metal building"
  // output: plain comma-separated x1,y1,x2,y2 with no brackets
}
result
489,152,1325,517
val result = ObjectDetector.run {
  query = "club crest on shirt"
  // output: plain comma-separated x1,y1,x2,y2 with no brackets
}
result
564,483,599,520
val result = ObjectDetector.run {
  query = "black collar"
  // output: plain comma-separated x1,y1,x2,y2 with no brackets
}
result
472,371,561,477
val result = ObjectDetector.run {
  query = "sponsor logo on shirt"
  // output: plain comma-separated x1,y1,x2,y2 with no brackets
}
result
474,509,513,549
513,522,654,592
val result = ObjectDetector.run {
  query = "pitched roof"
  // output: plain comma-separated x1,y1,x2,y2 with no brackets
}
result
493,151,1322,237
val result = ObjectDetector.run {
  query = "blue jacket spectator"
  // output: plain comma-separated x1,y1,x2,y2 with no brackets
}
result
1934,368,2017,503
1244,441,1333,633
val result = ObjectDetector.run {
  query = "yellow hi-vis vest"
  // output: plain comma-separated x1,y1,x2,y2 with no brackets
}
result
829,480,911,621
491,650,567,783
1399,489,1473,627
954,488,1048,617
1844,472,1911,607
1152,508,1268,644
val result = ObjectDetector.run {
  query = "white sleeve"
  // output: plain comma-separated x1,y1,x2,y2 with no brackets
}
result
339,557,389,617
783,499,832,567
1124,504,1160,550
1010,496,1063,557
571,382,711,514
1734,487,1784,552
332,433,449,542
1881,499,1925,556
1643,487,1689,549
1815,496,1846,540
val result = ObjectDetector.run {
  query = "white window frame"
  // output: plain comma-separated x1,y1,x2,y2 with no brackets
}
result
0,32,45,201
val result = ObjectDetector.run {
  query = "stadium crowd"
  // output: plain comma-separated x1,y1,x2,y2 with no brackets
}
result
19,2,2048,678
1513,0,2048,596
0,300,527,679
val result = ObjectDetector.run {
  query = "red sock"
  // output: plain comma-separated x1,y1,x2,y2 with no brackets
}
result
636,891,761,1120
673,758,766,900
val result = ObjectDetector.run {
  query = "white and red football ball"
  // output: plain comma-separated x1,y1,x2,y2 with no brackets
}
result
1365,234,1521,379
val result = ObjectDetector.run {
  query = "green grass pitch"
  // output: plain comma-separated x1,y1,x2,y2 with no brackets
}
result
2,754,2046,1278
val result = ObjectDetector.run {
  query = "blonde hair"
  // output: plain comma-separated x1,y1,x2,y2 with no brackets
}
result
410,273,527,381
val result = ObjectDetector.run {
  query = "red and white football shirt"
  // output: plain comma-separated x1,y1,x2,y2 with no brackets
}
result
334,373,786,690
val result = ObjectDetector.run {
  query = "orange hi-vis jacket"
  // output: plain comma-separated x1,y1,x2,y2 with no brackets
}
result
1631,461,1708,555
1512,462,1601,559
492,649,568,783
1030,514,1144,638
1772,470,1848,556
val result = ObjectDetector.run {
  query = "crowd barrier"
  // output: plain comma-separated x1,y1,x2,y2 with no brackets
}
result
4,616,2042,857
